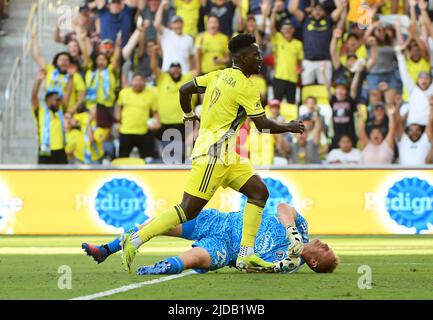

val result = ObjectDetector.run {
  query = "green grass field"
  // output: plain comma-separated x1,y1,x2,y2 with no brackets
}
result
1,235,433,300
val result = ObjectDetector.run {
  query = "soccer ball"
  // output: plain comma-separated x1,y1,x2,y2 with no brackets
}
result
273,256,301,273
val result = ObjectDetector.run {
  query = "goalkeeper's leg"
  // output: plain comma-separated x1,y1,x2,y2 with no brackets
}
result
121,193,208,273
137,247,211,275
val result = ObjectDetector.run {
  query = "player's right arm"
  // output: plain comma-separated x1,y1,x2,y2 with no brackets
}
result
179,72,214,121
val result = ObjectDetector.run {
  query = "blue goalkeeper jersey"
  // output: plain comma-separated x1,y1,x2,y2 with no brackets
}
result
182,208,309,271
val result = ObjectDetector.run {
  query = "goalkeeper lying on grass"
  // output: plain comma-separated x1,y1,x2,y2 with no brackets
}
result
82,203,339,274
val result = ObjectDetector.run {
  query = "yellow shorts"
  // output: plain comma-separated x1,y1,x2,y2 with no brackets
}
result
184,155,256,201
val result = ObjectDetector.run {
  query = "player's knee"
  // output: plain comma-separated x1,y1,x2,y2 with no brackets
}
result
179,202,201,221
247,184,269,203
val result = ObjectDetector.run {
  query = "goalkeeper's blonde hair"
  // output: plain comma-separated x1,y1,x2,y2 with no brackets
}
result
314,255,340,273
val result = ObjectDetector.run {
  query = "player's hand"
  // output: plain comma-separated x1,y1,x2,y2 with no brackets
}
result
273,255,301,273
287,120,305,134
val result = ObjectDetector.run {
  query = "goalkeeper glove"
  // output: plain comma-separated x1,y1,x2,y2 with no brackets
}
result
286,225,304,257
273,255,301,273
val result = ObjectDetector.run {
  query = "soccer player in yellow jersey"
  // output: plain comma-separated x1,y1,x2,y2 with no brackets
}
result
121,33,305,273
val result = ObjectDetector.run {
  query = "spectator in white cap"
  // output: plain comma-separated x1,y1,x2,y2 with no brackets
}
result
154,0,195,73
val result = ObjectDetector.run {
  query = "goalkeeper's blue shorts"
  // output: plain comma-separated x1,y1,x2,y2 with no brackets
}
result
181,208,237,272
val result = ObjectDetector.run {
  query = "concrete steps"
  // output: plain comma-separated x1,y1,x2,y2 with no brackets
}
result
1,0,80,164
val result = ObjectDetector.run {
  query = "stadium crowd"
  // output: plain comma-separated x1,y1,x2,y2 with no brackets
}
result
30,0,433,165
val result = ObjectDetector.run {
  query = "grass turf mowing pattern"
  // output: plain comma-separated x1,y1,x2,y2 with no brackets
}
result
0,235,433,300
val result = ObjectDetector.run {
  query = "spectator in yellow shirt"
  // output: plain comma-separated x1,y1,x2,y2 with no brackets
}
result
115,73,160,160
85,32,122,128
194,15,230,74
64,60,86,114
31,69,68,164
173,0,201,38
67,110,110,164
270,7,303,104
150,43,199,163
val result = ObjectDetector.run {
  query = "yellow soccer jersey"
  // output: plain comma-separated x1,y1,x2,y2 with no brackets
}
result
157,72,194,125
85,64,118,108
66,72,86,113
403,58,430,101
118,87,158,135
271,33,303,83
34,105,66,151
73,112,109,162
174,0,201,37
195,32,229,74
191,67,265,164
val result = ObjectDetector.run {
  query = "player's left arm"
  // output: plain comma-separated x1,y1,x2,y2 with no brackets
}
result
241,84,305,134
251,114,305,134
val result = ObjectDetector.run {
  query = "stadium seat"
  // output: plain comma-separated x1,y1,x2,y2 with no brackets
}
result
111,158,145,165
301,85,330,105
265,103,298,122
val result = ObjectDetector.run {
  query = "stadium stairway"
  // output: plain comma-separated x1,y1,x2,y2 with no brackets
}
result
0,0,79,164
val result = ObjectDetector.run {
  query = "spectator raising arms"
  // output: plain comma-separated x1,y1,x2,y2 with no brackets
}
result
289,0,347,86
155,0,195,73
200,0,240,38
85,32,122,129
94,0,137,47
357,104,395,165
394,95,433,166
31,69,68,164
396,45,433,126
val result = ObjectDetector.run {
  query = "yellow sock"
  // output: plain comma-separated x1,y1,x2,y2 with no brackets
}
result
240,200,265,248
136,205,187,244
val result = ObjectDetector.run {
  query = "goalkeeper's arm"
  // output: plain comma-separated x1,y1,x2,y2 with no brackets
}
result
277,203,304,257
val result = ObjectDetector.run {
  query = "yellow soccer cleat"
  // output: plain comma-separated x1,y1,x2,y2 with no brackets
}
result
236,254,274,271
120,233,137,273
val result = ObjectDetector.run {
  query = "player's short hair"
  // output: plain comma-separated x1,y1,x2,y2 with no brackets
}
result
228,33,256,56
313,255,340,273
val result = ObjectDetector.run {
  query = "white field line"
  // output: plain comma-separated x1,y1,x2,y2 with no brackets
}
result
71,270,196,300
